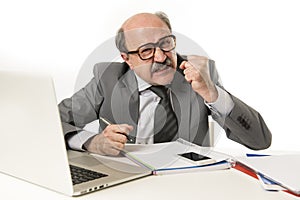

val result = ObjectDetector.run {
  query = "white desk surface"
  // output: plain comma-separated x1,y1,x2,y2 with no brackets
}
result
1,167,298,200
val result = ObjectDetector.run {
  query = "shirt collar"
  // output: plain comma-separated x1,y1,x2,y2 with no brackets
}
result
134,72,152,92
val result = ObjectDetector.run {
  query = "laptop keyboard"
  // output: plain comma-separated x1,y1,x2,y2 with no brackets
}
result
70,165,108,185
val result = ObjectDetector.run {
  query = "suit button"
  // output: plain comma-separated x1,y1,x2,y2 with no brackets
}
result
245,124,250,130
237,116,242,122
237,115,250,130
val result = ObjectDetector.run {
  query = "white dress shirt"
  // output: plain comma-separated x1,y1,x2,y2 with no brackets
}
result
67,72,234,150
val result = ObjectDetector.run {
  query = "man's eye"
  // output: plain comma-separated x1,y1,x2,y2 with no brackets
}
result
140,48,153,55
160,40,172,48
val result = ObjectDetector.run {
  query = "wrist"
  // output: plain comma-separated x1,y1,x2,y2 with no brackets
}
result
199,85,218,103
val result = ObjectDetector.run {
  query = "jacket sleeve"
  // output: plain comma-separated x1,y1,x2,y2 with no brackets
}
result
213,92,272,150
58,64,106,141
208,60,272,150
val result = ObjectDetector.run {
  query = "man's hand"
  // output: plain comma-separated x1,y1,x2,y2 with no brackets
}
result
85,124,133,156
179,55,218,103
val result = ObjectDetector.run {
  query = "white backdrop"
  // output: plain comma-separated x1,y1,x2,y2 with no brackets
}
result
1,0,299,151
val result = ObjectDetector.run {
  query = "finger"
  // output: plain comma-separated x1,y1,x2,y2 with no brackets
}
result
187,55,208,63
185,68,203,83
117,124,134,134
183,65,196,74
187,55,209,71
108,148,121,156
184,61,198,72
103,130,127,144
104,145,122,156
106,142,125,156
98,135,124,156
105,124,133,134
113,142,125,151
184,72,198,83
179,60,188,69
183,65,198,76
103,124,134,144
85,134,115,156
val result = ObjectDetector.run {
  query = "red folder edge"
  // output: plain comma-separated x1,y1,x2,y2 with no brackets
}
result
233,162,300,197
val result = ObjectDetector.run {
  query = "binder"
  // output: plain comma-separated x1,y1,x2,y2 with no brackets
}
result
234,155,300,197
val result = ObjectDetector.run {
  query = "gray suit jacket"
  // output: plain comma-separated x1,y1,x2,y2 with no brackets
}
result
59,58,272,150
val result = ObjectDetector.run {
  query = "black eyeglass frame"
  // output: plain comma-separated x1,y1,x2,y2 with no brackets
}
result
125,35,176,60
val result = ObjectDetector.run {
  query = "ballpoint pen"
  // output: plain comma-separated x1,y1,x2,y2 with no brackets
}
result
100,117,134,142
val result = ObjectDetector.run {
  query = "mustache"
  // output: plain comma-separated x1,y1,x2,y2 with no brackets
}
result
151,58,173,73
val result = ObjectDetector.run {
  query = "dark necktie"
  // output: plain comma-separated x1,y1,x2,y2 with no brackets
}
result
150,86,178,142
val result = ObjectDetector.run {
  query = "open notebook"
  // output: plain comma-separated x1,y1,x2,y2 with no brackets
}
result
92,138,233,175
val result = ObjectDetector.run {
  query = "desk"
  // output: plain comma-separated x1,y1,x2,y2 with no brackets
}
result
1,167,298,200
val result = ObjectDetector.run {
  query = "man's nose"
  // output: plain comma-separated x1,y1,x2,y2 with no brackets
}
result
153,47,167,63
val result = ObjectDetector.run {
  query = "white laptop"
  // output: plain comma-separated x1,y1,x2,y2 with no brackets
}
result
0,70,151,196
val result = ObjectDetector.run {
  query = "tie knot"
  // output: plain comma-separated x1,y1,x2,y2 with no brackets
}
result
150,86,168,99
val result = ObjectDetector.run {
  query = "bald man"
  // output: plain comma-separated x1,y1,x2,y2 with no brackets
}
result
59,12,272,156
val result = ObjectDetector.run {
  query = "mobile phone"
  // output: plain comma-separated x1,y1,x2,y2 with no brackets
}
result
178,152,215,165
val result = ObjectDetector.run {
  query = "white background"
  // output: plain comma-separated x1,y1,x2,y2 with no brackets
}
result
1,0,299,151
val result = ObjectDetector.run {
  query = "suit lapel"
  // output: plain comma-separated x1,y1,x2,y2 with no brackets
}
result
110,70,139,142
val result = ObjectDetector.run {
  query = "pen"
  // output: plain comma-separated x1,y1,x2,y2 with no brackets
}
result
100,117,134,142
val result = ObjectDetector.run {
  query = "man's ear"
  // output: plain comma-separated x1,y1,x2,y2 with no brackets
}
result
121,53,134,69
121,52,129,61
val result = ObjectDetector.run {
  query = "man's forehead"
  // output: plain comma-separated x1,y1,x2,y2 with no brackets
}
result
124,27,171,48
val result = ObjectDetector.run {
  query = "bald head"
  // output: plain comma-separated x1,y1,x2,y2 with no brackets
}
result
122,13,169,32
115,12,172,53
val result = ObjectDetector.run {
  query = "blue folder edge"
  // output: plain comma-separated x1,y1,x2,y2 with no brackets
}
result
258,173,279,185
246,153,284,191
153,160,230,174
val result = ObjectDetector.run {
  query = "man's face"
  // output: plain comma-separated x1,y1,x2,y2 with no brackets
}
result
122,27,177,86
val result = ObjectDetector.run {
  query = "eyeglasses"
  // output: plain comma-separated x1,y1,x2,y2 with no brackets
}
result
126,35,176,60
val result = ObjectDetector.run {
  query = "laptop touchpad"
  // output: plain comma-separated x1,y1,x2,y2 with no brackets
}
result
70,156,100,167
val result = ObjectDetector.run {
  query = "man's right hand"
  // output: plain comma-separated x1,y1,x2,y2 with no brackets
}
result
84,124,133,156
